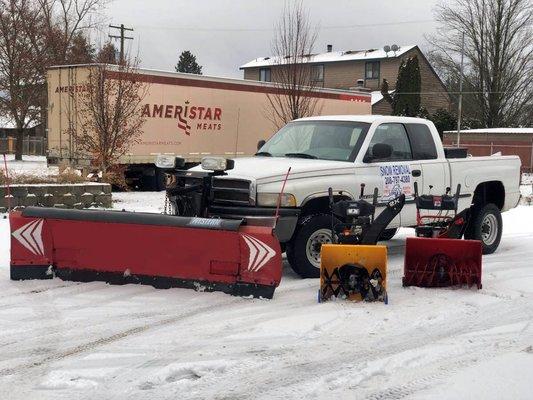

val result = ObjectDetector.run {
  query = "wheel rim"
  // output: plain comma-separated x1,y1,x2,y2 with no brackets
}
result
481,213,498,246
305,228,332,269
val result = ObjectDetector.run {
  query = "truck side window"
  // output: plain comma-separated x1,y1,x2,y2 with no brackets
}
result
406,124,438,160
366,123,412,161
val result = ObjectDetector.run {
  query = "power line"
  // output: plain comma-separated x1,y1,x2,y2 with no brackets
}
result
133,19,435,33
109,24,134,63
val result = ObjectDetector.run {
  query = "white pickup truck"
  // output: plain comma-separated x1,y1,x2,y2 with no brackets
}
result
194,115,521,278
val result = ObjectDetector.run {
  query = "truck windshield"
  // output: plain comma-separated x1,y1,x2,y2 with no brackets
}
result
258,121,370,162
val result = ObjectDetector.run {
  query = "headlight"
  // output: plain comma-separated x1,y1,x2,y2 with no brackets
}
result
201,157,235,172
155,155,185,169
257,193,297,207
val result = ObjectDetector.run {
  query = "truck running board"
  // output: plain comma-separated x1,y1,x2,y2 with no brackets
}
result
10,207,283,299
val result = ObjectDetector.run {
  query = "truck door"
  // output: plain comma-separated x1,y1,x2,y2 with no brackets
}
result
362,123,422,226
405,123,449,203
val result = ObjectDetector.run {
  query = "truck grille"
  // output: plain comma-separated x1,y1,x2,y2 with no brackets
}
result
212,178,251,205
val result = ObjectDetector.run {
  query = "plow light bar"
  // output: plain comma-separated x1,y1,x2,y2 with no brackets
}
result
201,157,234,172
156,155,185,169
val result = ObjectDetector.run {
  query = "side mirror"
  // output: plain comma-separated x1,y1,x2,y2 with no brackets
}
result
257,139,266,151
371,143,393,160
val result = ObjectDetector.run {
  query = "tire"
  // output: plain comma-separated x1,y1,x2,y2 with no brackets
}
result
285,243,300,275
379,228,398,241
464,203,502,254
290,214,335,278
155,167,167,191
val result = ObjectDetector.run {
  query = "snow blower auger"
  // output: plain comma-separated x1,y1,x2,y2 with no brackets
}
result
10,157,283,299
402,183,482,289
319,184,405,302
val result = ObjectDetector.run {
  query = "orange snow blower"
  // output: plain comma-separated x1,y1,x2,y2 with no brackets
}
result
403,183,482,289
319,185,405,302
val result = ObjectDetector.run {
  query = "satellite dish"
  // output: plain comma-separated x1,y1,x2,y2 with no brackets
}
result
383,45,391,53
391,44,399,52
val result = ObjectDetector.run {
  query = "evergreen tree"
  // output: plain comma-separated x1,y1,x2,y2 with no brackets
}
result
67,32,95,64
97,42,118,64
392,56,421,116
175,50,202,74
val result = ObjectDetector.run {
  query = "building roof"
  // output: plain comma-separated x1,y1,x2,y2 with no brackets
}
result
371,90,395,106
444,128,533,134
240,45,417,69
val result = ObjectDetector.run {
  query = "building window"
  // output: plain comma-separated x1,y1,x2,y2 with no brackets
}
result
311,64,324,82
365,61,380,79
259,68,271,82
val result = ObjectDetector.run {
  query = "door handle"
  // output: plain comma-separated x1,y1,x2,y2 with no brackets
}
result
412,169,422,177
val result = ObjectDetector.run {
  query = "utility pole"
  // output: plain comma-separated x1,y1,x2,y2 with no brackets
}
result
109,24,134,64
456,31,465,147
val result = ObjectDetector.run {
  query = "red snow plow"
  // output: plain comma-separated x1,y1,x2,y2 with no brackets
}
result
10,207,282,298
403,183,482,289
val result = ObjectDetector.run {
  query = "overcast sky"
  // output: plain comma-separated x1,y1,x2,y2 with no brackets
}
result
102,0,440,78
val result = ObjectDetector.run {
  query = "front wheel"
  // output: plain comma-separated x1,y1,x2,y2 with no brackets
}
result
465,203,502,254
289,214,334,278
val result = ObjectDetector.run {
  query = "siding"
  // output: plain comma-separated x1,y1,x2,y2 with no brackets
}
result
241,46,451,115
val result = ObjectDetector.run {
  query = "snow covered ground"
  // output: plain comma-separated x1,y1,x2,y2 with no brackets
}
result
1,193,533,399
3,155,58,178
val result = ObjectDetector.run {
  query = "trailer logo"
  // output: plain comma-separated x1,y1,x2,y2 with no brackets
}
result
12,219,45,256
141,101,223,136
242,234,276,272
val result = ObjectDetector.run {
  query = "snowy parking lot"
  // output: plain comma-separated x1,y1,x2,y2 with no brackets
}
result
0,192,532,399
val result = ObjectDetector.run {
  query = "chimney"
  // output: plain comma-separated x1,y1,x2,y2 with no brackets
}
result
327,44,333,53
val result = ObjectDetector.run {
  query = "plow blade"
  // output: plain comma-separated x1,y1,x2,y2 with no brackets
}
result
320,244,387,302
403,237,482,289
10,207,282,299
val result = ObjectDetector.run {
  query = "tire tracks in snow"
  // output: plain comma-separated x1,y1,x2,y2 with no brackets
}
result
0,296,243,379
186,296,533,400
363,322,532,400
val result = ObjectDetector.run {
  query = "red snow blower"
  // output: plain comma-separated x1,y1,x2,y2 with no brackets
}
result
403,183,482,289
10,157,283,299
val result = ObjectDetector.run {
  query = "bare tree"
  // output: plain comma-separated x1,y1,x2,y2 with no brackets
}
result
35,0,106,66
428,0,533,127
0,0,44,160
0,0,105,160
66,60,148,173
265,1,322,129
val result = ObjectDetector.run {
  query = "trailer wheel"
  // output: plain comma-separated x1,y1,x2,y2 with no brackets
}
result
379,228,398,241
290,214,335,279
155,167,167,191
465,203,502,254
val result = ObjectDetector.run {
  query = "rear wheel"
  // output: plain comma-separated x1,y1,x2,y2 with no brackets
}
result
465,203,502,254
289,214,335,278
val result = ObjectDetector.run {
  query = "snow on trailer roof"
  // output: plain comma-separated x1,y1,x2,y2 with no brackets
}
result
47,63,371,99
444,128,533,134
240,45,416,69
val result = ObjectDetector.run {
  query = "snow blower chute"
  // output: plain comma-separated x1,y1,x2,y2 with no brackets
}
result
10,157,283,299
319,185,405,302
403,183,482,289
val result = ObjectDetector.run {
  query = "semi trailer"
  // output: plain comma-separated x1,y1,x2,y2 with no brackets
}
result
46,64,371,190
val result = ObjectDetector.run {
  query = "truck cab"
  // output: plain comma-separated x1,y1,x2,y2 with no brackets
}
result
169,115,521,278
